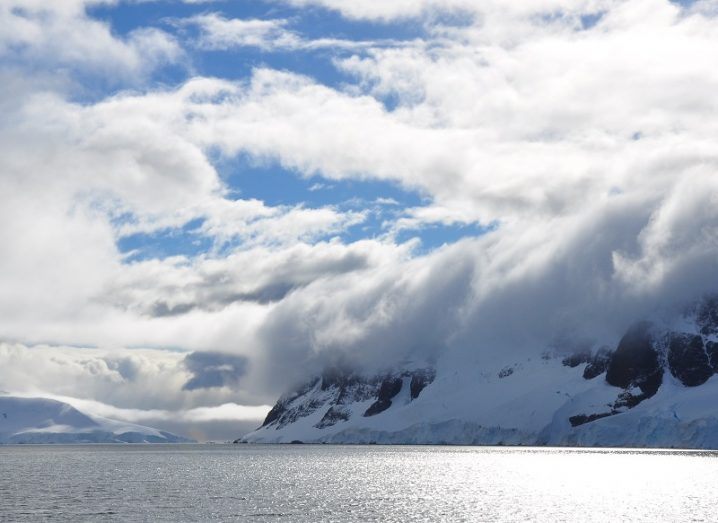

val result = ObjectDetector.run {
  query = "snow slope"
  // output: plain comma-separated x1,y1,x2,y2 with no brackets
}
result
240,297,718,448
0,396,193,443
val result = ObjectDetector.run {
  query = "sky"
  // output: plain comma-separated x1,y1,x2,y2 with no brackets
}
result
2,0,718,441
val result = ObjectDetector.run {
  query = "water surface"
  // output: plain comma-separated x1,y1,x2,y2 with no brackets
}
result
1,444,716,521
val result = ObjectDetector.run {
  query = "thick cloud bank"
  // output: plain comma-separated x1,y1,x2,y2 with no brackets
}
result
1,0,718,439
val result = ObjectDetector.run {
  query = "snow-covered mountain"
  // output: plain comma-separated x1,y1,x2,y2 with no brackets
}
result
0,396,193,444
240,296,718,448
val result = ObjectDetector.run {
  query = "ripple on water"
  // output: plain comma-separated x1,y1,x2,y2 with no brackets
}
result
0,444,717,521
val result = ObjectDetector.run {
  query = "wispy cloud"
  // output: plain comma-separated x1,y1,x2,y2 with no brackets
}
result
172,12,395,51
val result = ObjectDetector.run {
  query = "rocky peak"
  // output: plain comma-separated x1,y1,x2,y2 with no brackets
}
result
696,295,718,337
605,321,663,397
568,298,718,427
582,347,613,379
251,295,718,439
258,366,436,432
364,377,403,417
667,333,713,387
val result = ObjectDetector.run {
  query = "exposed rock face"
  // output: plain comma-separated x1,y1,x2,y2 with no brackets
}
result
569,333,664,425
566,303,718,429
364,377,403,417
583,347,613,379
707,341,718,373
562,351,592,368
606,321,663,397
569,412,613,427
245,295,718,444
410,369,436,399
260,377,321,429
497,366,514,378
315,406,351,429
668,333,713,386
258,367,436,432
696,296,718,337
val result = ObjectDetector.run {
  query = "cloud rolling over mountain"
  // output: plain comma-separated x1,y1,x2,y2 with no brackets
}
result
1,0,717,441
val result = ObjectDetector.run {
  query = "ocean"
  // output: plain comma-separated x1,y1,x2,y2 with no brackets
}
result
1,444,715,521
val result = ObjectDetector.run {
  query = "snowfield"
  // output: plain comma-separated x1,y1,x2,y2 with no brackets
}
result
241,298,718,448
0,396,192,444
241,357,718,448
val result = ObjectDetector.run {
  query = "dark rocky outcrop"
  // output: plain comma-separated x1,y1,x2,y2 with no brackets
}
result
706,341,718,373
249,295,718,442
568,332,660,426
261,403,286,428
410,369,436,400
498,366,514,378
696,295,718,337
605,321,663,398
562,351,592,368
259,366,436,430
320,368,377,405
668,333,713,387
320,367,359,392
569,315,718,427
583,347,613,379
364,377,403,417
315,406,350,429
260,377,320,428
613,389,650,410
569,412,614,427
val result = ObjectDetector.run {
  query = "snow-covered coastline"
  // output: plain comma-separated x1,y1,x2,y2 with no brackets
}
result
240,298,718,449
241,361,718,449
0,396,193,444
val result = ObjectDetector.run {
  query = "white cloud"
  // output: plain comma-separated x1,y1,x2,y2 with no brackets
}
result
173,12,391,51
2,0,718,439
176,14,301,50
276,0,480,21
198,199,366,246
0,1,182,79
276,0,617,22
0,342,271,440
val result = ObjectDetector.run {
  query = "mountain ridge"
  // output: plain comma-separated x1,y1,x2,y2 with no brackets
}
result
239,296,718,448
0,396,193,444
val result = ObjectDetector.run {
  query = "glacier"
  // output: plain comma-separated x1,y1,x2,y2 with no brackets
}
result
0,396,193,444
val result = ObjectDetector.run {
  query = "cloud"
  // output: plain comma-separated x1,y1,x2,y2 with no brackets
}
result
0,1,182,79
198,198,366,246
2,0,718,438
173,14,301,50
275,0,615,22
172,12,396,52
100,238,386,323
0,342,271,440
275,0,481,21
0,70,377,350
0,343,188,410
182,351,248,390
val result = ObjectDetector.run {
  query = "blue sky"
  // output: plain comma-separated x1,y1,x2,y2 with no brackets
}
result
78,0,489,262
2,0,717,441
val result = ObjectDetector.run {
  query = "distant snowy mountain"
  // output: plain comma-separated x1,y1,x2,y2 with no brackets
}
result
0,396,192,444
240,296,718,448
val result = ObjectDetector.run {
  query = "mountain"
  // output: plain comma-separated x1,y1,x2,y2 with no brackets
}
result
0,396,193,444
240,296,718,448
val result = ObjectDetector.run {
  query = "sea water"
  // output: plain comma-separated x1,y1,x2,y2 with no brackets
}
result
1,444,716,521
